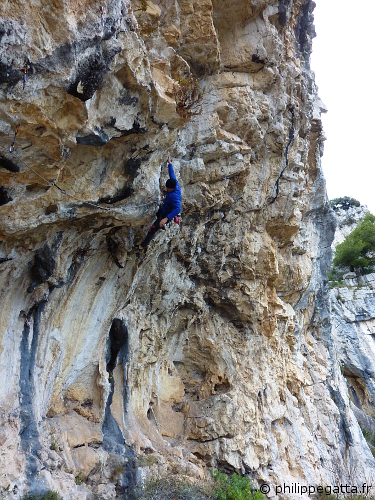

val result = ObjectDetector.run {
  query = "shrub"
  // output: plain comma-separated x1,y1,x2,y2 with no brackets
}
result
333,213,375,273
360,425,375,457
361,427,375,445
41,493,62,500
75,472,86,485
327,267,344,283
330,196,360,211
212,470,264,500
22,492,62,500
136,454,158,467
137,476,212,499
173,76,205,119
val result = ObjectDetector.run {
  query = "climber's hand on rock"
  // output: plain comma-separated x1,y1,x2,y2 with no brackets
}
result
159,218,168,228
167,156,171,164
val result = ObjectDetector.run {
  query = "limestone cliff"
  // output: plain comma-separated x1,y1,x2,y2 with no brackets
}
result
330,205,375,458
1,0,374,498
331,272,375,447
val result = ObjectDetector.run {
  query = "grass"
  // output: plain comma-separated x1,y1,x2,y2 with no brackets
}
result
316,491,337,500
136,454,158,467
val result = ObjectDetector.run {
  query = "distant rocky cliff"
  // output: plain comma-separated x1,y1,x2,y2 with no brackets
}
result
331,204,368,249
1,0,374,498
330,205,375,458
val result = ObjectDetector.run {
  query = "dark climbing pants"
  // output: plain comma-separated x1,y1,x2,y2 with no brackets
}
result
141,209,169,248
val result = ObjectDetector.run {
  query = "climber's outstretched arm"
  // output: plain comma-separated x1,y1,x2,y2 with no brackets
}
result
167,156,177,181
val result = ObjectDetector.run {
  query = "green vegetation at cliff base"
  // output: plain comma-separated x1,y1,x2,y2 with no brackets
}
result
22,492,61,500
136,470,264,499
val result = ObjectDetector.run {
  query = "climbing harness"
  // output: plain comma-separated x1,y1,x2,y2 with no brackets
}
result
99,6,105,27
9,124,20,152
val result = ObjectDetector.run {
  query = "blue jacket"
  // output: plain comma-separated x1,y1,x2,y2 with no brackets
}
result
161,163,181,220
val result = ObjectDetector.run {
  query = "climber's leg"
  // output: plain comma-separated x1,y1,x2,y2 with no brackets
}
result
139,216,163,249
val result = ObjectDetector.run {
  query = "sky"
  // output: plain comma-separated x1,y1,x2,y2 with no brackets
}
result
310,0,375,213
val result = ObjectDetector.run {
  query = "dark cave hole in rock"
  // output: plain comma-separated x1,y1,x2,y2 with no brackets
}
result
106,318,129,374
0,186,12,205
141,447,154,455
98,185,134,205
214,376,231,394
102,318,132,455
172,402,183,413
124,157,142,179
0,155,20,172
45,204,58,215
27,244,56,293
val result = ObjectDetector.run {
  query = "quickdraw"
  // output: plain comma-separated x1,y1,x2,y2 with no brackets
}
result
99,6,105,27
9,124,20,152
23,64,28,90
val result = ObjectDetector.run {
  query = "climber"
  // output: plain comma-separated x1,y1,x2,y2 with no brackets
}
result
138,156,181,250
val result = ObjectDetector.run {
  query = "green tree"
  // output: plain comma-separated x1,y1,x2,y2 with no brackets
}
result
333,213,375,273
330,196,360,211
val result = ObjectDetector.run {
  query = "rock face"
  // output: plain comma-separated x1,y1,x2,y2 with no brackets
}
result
331,272,375,429
330,205,375,457
1,0,374,498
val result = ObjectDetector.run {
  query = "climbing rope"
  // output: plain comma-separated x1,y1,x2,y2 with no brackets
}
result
149,405,161,430
0,143,159,214
92,448,104,475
